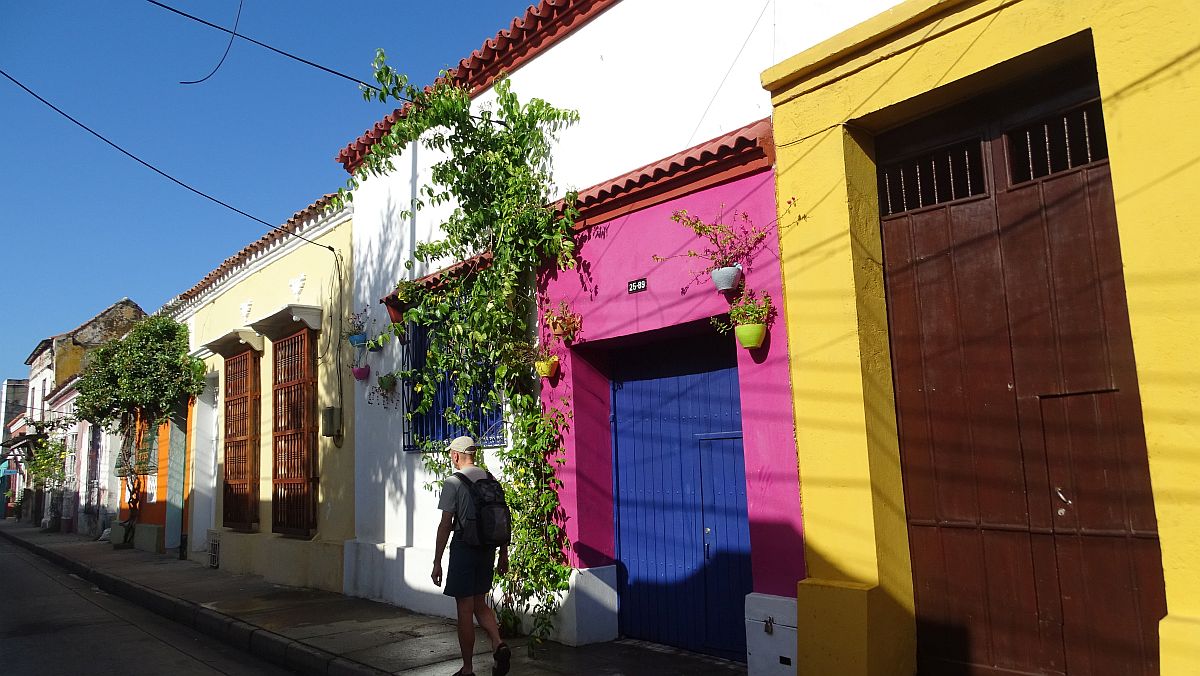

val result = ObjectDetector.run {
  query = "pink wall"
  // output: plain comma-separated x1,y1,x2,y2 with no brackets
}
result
539,170,805,597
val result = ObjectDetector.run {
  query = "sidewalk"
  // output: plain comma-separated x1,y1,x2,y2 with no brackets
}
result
0,521,746,676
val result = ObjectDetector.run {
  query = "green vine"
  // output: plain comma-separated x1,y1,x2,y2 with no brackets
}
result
75,316,205,543
26,436,68,489
335,50,579,647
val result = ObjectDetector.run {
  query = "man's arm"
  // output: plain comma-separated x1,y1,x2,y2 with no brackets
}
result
431,510,454,586
496,543,509,575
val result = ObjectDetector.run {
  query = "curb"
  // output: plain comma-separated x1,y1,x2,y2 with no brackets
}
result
0,528,390,676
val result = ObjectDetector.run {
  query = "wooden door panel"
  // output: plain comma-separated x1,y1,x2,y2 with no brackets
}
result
1041,172,1113,394
980,529,1043,671
881,92,1165,674
883,215,941,523
909,206,978,524
1055,533,1160,676
996,181,1061,399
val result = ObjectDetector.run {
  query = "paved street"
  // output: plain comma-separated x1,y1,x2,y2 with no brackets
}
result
0,538,295,676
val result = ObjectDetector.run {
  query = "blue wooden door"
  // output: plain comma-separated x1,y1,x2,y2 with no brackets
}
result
612,337,752,660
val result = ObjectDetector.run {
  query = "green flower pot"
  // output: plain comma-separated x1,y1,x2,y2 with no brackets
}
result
734,323,767,349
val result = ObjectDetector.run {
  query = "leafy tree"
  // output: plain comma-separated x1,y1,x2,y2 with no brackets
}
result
26,436,68,489
335,51,579,646
75,316,205,543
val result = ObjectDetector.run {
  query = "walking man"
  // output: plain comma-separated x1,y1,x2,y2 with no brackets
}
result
432,436,512,676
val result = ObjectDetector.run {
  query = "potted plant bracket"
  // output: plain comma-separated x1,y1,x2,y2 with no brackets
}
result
713,287,775,350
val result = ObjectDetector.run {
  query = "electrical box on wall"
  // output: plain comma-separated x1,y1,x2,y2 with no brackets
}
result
745,593,798,676
321,407,342,438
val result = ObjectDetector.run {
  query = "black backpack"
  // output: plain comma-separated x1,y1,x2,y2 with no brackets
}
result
454,471,512,547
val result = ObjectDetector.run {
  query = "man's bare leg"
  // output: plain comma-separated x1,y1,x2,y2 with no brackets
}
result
472,595,502,650
455,596,476,674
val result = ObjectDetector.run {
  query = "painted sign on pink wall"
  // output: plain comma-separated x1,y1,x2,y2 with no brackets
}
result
539,169,805,598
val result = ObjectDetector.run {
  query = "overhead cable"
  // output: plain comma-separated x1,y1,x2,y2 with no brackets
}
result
0,66,334,252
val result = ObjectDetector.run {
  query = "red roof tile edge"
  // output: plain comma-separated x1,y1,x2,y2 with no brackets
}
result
570,117,774,225
379,119,773,305
170,194,343,308
337,0,620,174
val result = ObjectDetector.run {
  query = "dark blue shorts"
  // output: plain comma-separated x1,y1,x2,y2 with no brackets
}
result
444,543,497,598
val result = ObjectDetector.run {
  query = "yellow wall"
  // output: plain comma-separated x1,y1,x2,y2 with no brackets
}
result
763,0,1200,673
187,217,355,592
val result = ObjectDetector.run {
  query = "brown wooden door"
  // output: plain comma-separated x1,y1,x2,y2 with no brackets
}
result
878,75,1166,675
271,327,318,537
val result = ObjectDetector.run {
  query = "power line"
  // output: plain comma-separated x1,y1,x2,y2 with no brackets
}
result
180,0,244,85
146,0,378,92
145,0,506,128
0,67,334,252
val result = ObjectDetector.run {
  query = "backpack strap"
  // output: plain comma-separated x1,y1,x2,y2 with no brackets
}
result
453,471,485,518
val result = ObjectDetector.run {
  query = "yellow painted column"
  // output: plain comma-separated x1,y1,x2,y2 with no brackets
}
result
774,122,915,675
1091,8,1200,672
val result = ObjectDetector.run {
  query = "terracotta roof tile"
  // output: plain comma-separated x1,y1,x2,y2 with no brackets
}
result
337,0,620,173
571,117,774,224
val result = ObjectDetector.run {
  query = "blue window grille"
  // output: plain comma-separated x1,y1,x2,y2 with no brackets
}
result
401,323,506,453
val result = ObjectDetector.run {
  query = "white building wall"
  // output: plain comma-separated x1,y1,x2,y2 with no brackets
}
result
346,0,899,642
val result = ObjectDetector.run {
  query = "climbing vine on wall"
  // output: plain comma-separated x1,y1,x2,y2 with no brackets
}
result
333,50,580,645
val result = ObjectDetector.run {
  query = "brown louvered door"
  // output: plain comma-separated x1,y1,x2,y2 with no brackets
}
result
222,349,259,529
879,73,1165,675
271,328,317,537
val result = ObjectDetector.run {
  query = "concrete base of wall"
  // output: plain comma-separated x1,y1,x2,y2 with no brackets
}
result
219,530,344,592
134,524,164,554
343,539,619,645
795,578,915,676
746,593,798,675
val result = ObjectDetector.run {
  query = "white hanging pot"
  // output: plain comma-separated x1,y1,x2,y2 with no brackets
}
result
710,264,743,291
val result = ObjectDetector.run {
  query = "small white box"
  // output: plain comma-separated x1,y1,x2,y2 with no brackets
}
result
746,592,798,675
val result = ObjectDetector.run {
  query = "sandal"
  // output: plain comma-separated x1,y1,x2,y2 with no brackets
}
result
493,643,511,676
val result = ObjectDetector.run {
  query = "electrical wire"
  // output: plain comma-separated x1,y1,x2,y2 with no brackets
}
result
180,0,244,85
685,0,771,146
145,0,506,127
0,66,333,254
146,0,376,92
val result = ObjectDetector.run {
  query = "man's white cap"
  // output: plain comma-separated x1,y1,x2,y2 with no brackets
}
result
446,436,478,454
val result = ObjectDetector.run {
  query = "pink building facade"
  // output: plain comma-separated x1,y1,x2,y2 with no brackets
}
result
538,119,804,660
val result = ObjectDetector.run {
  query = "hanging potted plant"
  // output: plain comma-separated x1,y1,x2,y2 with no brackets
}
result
525,343,560,379
351,363,371,381
377,372,397,391
543,301,582,342
654,208,769,292
713,288,776,350
345,307,369,347
385,279,422,324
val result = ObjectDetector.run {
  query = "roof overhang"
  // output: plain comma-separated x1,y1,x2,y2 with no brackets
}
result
248,305,323,341
1,431,44,449
202,329,265,358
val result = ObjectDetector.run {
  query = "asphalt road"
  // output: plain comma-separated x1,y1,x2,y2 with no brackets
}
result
0,537,296,675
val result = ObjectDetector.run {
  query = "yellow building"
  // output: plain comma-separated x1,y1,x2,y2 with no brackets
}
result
167,196,355,592
762,1,1199,674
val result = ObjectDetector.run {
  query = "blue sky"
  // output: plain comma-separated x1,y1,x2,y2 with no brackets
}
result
0,0,534,380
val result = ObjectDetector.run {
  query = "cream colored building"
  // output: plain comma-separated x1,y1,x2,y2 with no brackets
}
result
166,196,354,592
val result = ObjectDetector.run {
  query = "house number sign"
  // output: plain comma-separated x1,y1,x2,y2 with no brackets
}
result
627,278,647,294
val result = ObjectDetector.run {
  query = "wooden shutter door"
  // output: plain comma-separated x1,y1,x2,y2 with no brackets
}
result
222,349,259,529
271,328,317,536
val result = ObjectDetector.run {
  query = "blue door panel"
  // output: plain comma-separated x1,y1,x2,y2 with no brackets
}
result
612,337,751,660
